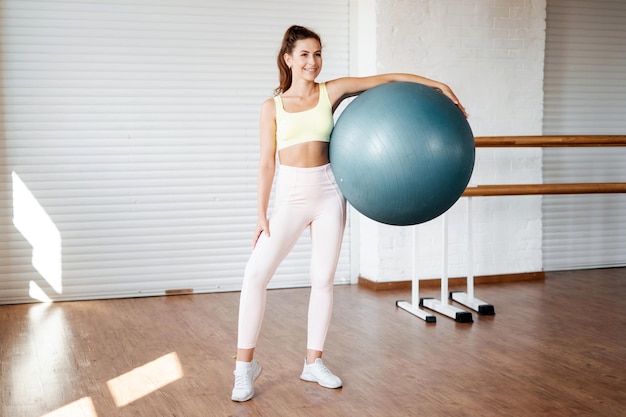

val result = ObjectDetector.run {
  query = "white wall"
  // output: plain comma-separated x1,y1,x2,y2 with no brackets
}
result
351,0,546,282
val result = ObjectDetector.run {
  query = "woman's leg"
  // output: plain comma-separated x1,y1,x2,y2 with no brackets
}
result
236,206,308,353
306,175,346,361
232,201,309,401
293,166,345,389
300,179,346,389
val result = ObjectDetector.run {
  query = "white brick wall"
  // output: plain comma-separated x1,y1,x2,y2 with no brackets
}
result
351,0,546,282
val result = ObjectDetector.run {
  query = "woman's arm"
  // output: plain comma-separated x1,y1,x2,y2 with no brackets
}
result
326,73,467,117
253,98,277,248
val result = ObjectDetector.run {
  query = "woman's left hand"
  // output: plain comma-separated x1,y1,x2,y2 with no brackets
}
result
437,84,468,118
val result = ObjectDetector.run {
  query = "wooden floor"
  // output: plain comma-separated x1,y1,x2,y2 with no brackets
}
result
1,268,625,417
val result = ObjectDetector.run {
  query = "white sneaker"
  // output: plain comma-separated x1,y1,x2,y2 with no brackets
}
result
231,360,262,402
300,358,342,389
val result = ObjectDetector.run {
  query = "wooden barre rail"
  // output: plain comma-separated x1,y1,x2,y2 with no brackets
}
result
466,136,626,196
474,135,626,147
463,183,626,197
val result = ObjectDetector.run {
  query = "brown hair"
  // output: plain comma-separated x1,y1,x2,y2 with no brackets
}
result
275,25,322,95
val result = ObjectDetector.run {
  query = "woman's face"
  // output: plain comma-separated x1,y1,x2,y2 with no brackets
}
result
285,38,322,82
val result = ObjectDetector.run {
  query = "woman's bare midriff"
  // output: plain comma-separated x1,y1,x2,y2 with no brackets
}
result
278,141,330,167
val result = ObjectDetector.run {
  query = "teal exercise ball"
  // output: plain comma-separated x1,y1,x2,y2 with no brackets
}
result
329,82,475,226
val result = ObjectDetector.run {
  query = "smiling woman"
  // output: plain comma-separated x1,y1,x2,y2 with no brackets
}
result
231,24,466,402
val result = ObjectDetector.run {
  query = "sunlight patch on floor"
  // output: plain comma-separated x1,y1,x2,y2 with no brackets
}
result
106,352,184,407
40,397,98,417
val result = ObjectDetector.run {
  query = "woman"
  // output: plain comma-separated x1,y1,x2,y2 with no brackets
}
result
232,25,466,402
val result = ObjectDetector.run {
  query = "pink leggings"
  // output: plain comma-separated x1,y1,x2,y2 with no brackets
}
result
237,163,346,351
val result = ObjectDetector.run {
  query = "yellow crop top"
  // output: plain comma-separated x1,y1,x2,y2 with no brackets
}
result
273,82,334,151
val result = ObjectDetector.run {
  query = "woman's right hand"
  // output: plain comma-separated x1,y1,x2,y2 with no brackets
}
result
253,217,270,249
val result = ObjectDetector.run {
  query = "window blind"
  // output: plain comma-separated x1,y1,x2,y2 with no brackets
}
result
542,0,626,270
0,0,351,304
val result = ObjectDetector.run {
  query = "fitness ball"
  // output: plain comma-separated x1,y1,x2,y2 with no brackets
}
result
329,81,475,226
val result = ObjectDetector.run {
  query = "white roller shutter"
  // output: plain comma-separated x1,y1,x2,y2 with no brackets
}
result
0,0,351,304
542,0,626,270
